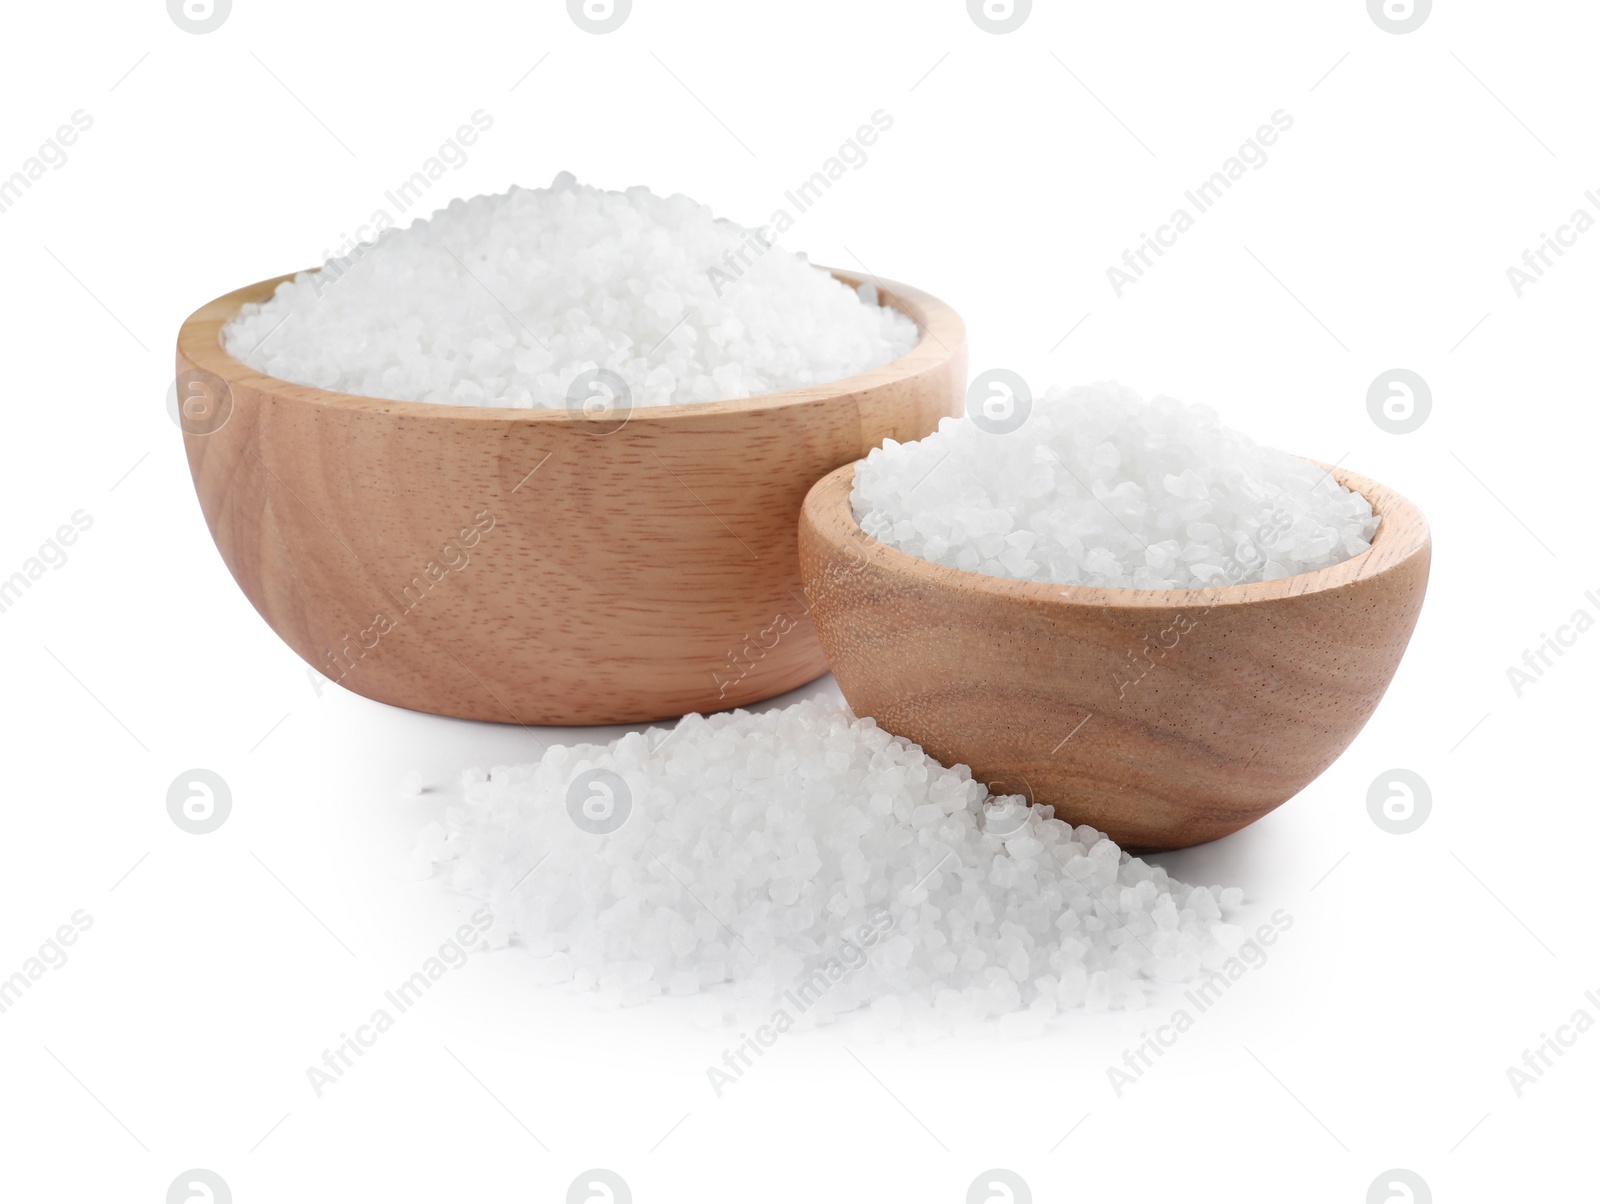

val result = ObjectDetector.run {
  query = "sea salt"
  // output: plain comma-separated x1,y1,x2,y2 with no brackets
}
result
417,698,1246,1029
223,174,919,409
852,381,1380,589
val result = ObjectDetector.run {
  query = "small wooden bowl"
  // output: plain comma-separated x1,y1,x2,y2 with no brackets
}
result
798,462,1430,851
176,270,964,725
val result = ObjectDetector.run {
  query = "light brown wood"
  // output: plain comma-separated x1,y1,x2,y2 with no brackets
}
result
798,462,1431,851
176,270,965,725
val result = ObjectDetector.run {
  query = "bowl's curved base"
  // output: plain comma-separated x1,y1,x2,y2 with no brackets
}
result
855,682,1297,853
324,653,837,728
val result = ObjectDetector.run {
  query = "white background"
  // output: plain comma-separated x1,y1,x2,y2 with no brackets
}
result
1,1,1595,1200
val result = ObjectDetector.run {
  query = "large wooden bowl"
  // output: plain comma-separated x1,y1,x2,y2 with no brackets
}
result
798,462,1430,851
176,270,964,725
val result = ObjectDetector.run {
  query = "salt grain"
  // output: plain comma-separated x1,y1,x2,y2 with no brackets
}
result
418,698,1245,1029
852,381,1380,589
224,174,919,409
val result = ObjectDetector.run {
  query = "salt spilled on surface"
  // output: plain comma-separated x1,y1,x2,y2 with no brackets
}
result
852,380,1380,589
223,173,919,409
416,698,1249,1036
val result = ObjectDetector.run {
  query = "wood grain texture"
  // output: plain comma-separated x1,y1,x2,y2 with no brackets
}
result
176,270,965,725
798,462,1431,851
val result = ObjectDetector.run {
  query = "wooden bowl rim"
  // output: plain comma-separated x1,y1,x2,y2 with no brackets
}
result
176,266,964,424
803,459,1430,610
